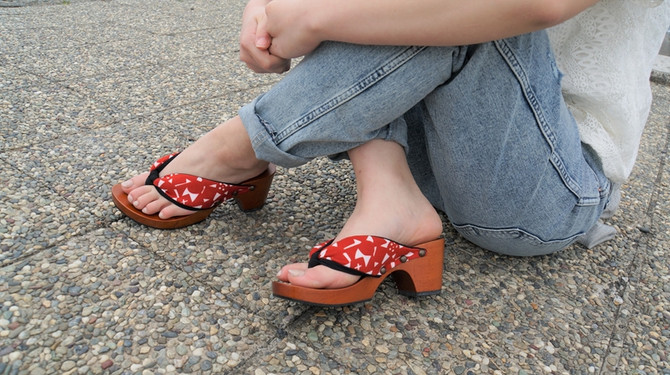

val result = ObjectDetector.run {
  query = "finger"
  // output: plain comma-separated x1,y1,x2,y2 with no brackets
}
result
247,54,291,74
243,56,290,74
255,13,272,49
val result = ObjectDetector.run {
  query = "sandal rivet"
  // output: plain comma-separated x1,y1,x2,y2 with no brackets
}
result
249,185,255,191
400,255,407,263
380,267,387,275
419,249,426,257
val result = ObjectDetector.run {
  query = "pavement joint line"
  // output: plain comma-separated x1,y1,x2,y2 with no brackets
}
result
599,238,639,374
277,313,354,371
599,120,668,373
1,132,67,153
103,223,300,363
643,120,669,226
107,221,266,311
229,334,298,374
145,25,227,37
4,50,247,85
70,82,279,126
601,237,651,374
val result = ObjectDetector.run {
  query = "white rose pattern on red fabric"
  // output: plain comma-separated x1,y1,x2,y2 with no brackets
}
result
309,235,425,277
149,153,252,210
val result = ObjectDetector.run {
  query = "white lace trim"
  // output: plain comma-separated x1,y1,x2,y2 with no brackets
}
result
547,0,670,183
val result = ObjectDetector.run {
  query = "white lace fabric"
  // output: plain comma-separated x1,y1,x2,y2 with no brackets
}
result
547,0,670,184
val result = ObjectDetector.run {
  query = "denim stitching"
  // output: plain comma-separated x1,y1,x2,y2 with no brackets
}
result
493,39,598,206
453,223,584,246
257,113,278,139
273,46,427,143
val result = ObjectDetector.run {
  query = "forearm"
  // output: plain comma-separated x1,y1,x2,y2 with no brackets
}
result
310,0,599,47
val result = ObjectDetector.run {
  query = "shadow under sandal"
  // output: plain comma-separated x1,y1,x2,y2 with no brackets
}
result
272,235,445,306
111,153,275,229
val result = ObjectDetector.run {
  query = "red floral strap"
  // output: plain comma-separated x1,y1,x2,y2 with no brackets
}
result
146,153,253,211
308,235,427,277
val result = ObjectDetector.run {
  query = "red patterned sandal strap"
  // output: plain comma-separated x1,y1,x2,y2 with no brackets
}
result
308,235,428,278
145,153,254,211
144,152,180,185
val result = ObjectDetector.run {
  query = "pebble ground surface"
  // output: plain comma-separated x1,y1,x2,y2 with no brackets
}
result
1,0,669,374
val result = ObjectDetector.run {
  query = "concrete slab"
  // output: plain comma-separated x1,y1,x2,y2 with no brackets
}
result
61,53,280,121
0,65,117,151
0,0,668,373
604,81,670,374
0,229,281,374
0,154,99,266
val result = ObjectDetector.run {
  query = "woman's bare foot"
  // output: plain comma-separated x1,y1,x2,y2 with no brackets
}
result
276,140,443,289
120,116,269,219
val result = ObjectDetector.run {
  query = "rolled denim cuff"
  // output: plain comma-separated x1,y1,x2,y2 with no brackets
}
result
239,96,410,168
239,98,313,168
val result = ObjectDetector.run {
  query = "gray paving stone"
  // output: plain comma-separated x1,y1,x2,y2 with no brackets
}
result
61,52,280,121
605,82,670,374
1,120,190,227
0,18,142,55
0,229,278,374
0,154,99,266
0,0,668,373
0,64,117,150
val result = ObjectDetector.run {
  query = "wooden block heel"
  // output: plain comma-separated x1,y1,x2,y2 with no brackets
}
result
235,164,276,211
392,238,444,297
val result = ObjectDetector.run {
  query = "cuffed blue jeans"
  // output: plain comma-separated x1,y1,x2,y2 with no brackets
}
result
239,31,611,256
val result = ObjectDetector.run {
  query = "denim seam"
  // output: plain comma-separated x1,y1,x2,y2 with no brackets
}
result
272,46,427,144
453,223,585,245
257,113,278,139
493,39,599,206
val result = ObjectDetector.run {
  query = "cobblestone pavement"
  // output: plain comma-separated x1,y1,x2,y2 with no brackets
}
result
1,0,669,374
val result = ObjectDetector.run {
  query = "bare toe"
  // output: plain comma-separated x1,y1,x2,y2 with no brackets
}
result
126,185,156,207
141,199,172,216
120,172,150,194
157,204,194,220
277,263,309,282
285,265,360,289
277,263,359,289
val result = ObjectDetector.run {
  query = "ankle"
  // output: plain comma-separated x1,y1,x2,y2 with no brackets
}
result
210,117,268,174
224,153,268,175
341,194,442,246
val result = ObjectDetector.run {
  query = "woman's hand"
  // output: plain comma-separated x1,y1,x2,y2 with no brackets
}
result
259,0,324,59
239,0,291,73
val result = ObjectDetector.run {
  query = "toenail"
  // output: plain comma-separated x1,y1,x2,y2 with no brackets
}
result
288,269,305,277
121,179,133,188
